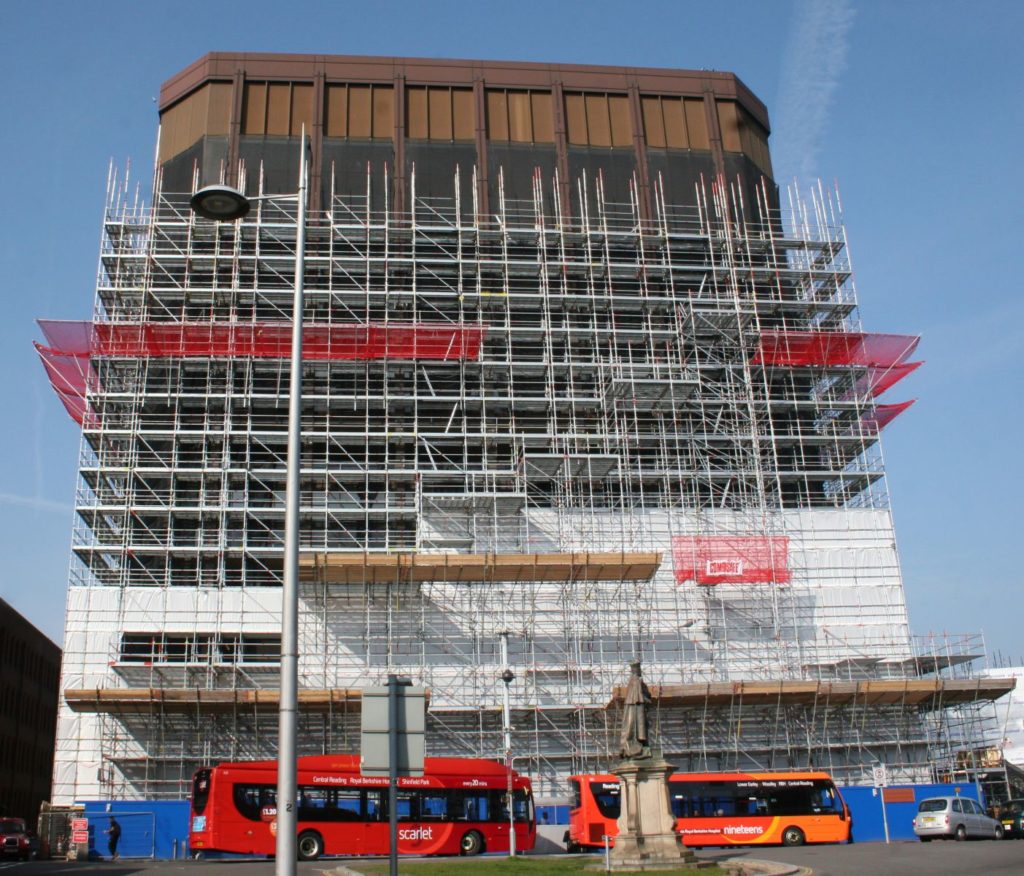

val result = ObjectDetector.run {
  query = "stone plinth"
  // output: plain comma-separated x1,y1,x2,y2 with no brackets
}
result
606,751,698,871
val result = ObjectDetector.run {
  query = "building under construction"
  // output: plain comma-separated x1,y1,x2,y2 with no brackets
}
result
38,54,1013,803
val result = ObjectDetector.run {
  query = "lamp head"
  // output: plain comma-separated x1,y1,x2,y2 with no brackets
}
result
190,185,251,221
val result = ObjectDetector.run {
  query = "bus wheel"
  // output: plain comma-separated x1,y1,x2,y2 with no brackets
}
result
460,830,484,856
782,826,805,847
297,830,324,861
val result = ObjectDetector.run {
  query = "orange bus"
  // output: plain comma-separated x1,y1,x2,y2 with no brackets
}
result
190,754,535,860
567,771,850,850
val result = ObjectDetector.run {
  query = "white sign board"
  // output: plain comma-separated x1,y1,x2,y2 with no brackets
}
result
872,764,889,788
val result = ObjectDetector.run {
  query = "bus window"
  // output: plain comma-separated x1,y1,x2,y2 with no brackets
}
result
589,782,621,819
420,792,448,819
393,791,417,821
233,783,276,821
513,789,531,823
364,789,384,820
458,791,490,821
193,770,211,815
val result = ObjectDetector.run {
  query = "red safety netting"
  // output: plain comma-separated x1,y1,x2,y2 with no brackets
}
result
38,320,93,355
861,400,915,433
847,361,922,399
672,535,791,586
90,321,485,360
36,319,487,425
752,331,919,368
35,343,93,426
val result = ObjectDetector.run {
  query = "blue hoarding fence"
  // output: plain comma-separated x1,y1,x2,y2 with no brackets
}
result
78,800,191,860
839,783,985,843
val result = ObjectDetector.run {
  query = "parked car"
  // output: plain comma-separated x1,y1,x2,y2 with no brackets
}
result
998,798,1024,838
0,818,38,860
912,796,1004,841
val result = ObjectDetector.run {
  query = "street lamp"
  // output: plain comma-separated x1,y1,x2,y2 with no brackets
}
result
189,129,308,876
499,631,517,857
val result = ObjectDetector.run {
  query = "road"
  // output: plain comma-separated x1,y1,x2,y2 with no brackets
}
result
1,841,1023,876
701,839,1024,875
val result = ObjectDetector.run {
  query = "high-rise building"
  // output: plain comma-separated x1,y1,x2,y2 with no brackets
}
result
37,53,1011,803
0,599,61,820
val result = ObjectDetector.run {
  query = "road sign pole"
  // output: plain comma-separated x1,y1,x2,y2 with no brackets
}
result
873,765,890,844
388,675,399,876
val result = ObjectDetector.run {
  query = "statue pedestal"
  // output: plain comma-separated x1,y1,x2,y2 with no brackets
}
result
606,752,699,871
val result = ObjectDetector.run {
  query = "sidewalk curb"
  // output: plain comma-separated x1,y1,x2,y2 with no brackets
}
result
727,859,813,876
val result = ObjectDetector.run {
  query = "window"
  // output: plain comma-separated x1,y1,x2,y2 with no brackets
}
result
406,86,474,141
564,93,632,147
588,781,622,819
486,90,553,144
242,82,313,136
640,96,709,150
324,84,394,139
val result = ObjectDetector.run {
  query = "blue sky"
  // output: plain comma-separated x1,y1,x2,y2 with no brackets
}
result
1,0,1021,661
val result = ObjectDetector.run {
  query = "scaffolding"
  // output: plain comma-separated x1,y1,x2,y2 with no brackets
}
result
43,163,1006,801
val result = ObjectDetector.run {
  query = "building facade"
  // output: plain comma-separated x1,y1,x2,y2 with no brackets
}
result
0,599,61,820
38,54,1010,803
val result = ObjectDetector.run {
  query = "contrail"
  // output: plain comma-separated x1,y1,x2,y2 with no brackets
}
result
772,0,856,185
0,492,73,514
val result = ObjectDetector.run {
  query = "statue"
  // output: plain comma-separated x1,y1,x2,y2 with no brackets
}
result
618,659,652,759
608,659,695,869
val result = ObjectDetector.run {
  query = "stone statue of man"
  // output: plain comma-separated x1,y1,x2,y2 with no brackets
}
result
619,660,652,759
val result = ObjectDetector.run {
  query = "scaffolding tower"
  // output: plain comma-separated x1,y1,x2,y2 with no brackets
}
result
39,164,1009,801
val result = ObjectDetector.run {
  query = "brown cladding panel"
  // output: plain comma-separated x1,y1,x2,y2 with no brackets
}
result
663,98,688,149
608,95,631,147
508,91,531,143
531,92,553,143
325,85,348,137
162,54,770,132
266,83,291,136
642,97,665,149
208,82,232,137
291,84,314,136
428,88,453,140
717,100,742,152
349,85,372,138
243,82,267,135
585,94,611,147
452,88,474,141
486,91,509,141
373,86,394,139
407,86,428,139
565,93,587,145
685,98,710,150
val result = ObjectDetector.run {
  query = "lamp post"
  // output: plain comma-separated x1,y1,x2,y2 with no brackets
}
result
499,631,516,857
189,129,308,876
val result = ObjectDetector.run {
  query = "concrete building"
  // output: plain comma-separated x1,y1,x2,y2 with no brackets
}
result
36,53,1011,803
0,599,61,820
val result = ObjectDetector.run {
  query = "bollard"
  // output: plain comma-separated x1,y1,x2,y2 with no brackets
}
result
603,834,611,872
172,838,177,859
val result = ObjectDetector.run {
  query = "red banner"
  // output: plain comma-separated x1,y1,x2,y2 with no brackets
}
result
672,535,790,585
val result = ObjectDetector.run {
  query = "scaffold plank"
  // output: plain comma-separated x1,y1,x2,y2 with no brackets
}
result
608,677,1017,708
299,550,663,584
64,687,369,714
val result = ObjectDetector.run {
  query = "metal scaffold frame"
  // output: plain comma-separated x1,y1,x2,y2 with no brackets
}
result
46,162,1004,802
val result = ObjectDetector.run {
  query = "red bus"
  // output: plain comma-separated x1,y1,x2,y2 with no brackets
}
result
567,771,850,850
190,754,535,860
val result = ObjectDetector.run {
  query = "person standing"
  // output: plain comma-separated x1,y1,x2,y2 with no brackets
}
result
104,817,121,861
